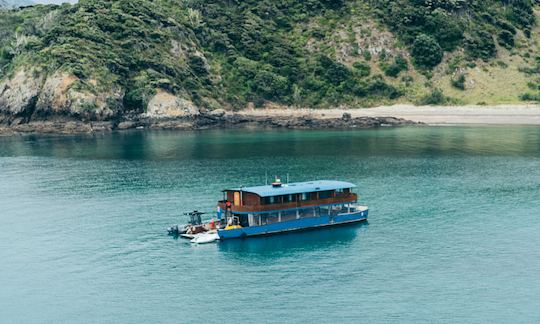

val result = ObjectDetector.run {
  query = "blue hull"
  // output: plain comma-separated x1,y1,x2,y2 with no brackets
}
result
218,209,368,240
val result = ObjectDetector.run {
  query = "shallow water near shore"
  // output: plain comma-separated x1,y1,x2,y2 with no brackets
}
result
1,126,540,323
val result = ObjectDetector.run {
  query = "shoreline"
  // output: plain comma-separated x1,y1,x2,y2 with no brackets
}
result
238,104,540,125
1,104,540,135
0,114,417,135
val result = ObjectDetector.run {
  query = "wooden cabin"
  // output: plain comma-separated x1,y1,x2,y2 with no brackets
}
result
218,180,358,214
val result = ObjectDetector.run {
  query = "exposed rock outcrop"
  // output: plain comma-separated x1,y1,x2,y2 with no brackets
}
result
106,113,418,131
144,90,199,118
34,73,123,120
0,70,44,122
34,72,78,115
0,70,125,124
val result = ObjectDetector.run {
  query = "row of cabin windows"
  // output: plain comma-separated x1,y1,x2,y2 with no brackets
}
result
242,204,356,226
260,189,350,205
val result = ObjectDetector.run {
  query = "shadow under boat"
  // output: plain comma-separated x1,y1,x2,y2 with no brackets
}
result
218,221,368,255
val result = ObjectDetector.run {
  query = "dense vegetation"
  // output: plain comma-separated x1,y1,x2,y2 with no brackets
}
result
1,0,540,112
372,0,538,64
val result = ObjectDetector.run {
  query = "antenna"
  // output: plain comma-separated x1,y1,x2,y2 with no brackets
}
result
287,173,289,184
265,171,268,185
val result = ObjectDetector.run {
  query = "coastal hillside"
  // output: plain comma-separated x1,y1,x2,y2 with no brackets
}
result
1,0,540,124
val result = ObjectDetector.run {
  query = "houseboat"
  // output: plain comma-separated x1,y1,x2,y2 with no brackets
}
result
216,179,368,239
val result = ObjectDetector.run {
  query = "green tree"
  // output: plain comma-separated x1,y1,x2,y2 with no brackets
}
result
465,30,496,60
253,70,289,100
411,34,443,68
317,55,351,84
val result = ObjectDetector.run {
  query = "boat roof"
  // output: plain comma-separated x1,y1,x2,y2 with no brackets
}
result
225,180,356,197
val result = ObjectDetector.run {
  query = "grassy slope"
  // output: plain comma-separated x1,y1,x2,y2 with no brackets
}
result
300,2,540,106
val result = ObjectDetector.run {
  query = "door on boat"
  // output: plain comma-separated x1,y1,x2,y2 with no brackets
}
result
233,191,241,206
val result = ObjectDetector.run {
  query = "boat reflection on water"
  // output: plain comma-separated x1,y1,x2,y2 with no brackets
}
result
218,221,368,256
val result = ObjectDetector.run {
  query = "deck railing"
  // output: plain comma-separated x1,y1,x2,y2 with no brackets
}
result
218,193,357,213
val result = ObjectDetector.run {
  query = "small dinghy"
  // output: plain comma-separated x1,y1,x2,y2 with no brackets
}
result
190,231,220,244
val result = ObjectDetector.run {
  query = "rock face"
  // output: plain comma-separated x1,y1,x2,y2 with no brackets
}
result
0,69,199,127
34,73,123,120
0,70,44,118
209,108,226,117
0,70,418,134
35,72,78,115
144,90,199,118
0,70,124,124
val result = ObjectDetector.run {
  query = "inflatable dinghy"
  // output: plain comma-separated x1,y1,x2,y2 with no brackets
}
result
190,231,219,244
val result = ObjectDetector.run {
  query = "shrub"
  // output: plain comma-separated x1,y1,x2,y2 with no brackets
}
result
465,30,497,60
505,2,536,29
419,89,447,105
527,81,537,90
351,43,359,56
451,74,466,90
401,75,413,85
382,55,408,77
366,77,402,99
496,60,508,68
383,63,401,77
411,34,443,68
395,55,408,71
352,61,371,77
481,13,496,24
363,50,372,61
379,49,387,61
317,55,351,84
497,30,515,49
188,55,209,76
123,87,154,111
427,10,463,51
519,92,540,102
253,70,289,100
496,20,516,35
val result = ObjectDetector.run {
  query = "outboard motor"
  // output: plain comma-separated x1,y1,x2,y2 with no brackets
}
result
167,224,181,235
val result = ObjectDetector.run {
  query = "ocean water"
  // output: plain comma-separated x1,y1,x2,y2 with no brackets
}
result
1,126,540,323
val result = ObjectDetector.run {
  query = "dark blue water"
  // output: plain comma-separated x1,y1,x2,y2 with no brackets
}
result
1,126,540,323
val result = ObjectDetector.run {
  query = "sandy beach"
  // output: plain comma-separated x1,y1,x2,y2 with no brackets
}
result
238,105,540,125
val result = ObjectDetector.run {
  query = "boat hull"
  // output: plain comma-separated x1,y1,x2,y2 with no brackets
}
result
217,209,368,240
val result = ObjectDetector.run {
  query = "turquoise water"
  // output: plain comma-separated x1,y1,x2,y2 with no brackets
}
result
1,126,540,323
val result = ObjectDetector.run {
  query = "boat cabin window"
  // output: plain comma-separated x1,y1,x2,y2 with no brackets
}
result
281,210,297,222
284,194,296,203
336,188,351,194
267,212,279,224
298,208,316,218
318,190,333,199
262,196,281,205
300,192,310,201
